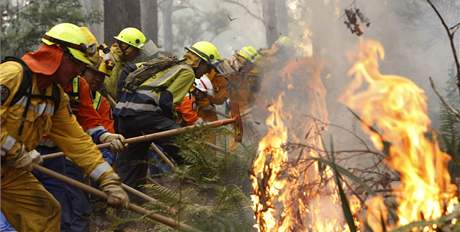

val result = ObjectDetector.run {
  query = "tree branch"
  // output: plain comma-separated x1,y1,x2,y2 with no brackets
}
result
426,0,460,94
222,0,265,25
449,21,460,35
429,77,460,120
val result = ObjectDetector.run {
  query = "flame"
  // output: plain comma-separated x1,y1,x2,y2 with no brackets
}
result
251,94,288,232
340,39,458,228
252,54,359,231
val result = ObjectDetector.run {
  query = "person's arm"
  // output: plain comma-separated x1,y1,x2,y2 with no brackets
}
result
166,68,195,105
0,62,24,158
48,91,129,206
74,78,107,138
208,75,228,105
76,78,125,150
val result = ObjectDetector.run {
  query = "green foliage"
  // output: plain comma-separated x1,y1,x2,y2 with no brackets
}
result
142,126,255,231
438,66,460,178
1,0,102,59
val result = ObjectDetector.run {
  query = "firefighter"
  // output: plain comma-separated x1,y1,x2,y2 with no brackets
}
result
0,23,129,231
70,27,124,164
217,45,261,113
194,69,228,123
80,59,118,164
176,76,215,126
103,27,147,101
32,27,126,231
218,45,262,147
114,41,222,198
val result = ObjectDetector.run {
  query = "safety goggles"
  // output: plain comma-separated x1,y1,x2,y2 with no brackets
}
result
42,35,98,57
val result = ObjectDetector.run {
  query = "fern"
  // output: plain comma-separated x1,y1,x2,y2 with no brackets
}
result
438,66,460,178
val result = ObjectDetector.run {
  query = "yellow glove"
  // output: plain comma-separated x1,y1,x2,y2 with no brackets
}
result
99,173,130,208
100,132,126,151
12,148,43,171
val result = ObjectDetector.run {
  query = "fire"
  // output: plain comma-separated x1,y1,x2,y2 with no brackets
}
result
340,39,458,228
252,53,357,231
251,94,288,232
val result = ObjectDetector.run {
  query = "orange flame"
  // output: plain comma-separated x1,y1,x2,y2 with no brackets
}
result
251,94,288,232
252,55,358,231
340,39,458,228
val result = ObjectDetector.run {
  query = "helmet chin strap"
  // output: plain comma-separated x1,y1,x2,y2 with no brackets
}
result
116,40,131,58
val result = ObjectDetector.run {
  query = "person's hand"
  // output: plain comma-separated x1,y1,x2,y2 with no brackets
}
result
13,149,43,171
195,117,205,125
100,132,126,151
102,183,129,208
99,173,129,208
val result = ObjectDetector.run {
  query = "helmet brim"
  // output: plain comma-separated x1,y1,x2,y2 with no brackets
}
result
42,38,92,65
69,48,92,65
114,36,144,49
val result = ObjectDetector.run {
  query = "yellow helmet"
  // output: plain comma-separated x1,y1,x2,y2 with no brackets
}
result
85,58,111,77
237,46,259,63
96,61,111,76
79,27,101,65
114,27,147,49
274,35,292,48
41,23,94,65
185,41,222,66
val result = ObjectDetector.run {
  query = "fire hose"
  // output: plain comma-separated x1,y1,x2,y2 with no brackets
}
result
42,117,241,160
33,164,201,232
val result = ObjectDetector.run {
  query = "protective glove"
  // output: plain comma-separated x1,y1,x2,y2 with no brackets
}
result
99,173,130,208
100,132,126,151
13,148,43,171
195,117,205,125
102,184,130,208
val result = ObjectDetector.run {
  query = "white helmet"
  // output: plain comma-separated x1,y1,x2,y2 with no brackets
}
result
194,76,214,96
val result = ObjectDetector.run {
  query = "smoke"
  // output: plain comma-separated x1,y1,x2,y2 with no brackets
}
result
244,0,459,148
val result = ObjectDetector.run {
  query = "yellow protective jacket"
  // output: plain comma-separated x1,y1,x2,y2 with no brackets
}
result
0,61,115,181
114,64,195,117
103,60,123,101
103,43,125,101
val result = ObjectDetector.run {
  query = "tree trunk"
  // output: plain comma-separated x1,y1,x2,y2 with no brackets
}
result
161,0,173,52
79,0,104,42
262,0,278,46
104,0,141,44
140,0,158,44
275,0,288,36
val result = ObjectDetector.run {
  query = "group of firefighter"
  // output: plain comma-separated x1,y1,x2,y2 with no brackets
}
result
0,22,293,231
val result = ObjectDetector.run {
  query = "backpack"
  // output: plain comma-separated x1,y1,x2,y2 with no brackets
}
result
1,57,61,135
122,56,181,93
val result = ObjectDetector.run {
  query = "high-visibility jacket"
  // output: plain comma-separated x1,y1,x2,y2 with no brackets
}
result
66,77,108,139
223,60,260,113
114,64,195,117
92,91,115,133
176,95,198,125
103,43,126,101
0,61,114,180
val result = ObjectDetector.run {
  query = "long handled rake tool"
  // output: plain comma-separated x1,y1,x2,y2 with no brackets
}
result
33,164,202,232
42,115,242,160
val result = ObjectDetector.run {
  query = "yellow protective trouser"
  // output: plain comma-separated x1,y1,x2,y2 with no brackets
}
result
1,166,61,231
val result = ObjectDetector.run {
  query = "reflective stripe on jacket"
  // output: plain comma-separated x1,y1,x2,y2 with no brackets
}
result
0,61,113,180
67,77,107,137
114,64,194,117
93,92,115,133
